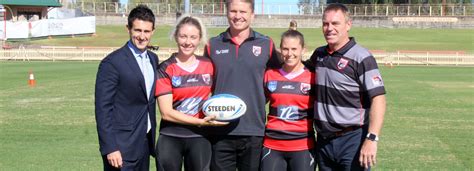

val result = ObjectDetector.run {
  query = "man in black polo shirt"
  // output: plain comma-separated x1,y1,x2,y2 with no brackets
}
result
203,0,280,170
309,3,387,171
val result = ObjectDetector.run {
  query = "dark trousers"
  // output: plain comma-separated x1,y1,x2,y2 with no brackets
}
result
102,133,154,171
210,135,263,171
260,147,315,171
156,135,212,171
316,128,367,171
102,154,150,171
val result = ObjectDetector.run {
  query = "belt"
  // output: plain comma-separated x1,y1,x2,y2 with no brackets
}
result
320,126,361,140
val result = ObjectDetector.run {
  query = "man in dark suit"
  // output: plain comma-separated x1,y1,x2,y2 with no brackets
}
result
95,5,159,170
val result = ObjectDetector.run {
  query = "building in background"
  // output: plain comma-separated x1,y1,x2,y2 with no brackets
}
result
0,0,62,21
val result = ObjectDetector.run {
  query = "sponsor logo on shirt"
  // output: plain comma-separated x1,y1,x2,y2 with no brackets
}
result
172,76,181,87
267,81,277,92
187,78,199,83
337,58,349,70
177,98,202,115
202,74,211,85
278,105,302,120
372,75,383,86
282,85,295,90
252,46,262,57
216,49,229,55
300,83,311,95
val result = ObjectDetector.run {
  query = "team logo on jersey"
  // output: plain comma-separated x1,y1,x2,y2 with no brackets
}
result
171,76,182,87
300,83,311,95
337,58,349,70
252,46,262,56
267,81,277,92
202,74,211,85
372,75,383,86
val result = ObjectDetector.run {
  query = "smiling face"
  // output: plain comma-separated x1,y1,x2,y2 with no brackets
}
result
176,24,201,57
227,1,254,33
322,9,352,51
280,37,305,71
127,19,155,52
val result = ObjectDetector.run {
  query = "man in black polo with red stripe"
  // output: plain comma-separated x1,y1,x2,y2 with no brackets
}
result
203,0,280,170
309,3,387,171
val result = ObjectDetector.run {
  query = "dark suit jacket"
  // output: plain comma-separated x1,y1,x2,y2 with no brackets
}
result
95,44,158,160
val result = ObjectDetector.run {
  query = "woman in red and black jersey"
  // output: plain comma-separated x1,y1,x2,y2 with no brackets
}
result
260,30,316,171
154,15,226,171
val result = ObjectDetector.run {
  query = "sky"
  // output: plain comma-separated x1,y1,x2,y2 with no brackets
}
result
119,0,302,15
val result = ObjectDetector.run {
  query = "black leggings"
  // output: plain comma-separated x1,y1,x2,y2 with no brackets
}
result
260,147,315,171
156,134,212,171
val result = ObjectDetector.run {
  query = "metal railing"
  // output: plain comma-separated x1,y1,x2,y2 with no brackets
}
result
2,47,473,66
62,2,474,16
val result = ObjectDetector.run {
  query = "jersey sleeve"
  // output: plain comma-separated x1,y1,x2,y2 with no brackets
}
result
357,55,386,99
155,63,173,97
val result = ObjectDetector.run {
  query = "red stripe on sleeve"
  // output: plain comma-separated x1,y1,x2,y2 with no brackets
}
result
155,77,172,96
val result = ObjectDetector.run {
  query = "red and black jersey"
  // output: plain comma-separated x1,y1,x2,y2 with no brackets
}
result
263,68,316,151
155,54,213,138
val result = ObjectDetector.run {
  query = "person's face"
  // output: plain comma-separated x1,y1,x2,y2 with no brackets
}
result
127,19,154,52
280,37,305,69
227,1,254,32
176,24,201,57
322,10,351,50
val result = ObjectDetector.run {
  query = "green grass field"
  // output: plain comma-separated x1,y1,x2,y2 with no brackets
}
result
0,61,472,170
17,25,474,53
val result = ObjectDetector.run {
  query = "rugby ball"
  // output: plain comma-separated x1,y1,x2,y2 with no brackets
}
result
202,94,247,121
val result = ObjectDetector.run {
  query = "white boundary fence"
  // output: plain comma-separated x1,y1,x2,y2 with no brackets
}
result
64,2,474,16
1,47,473,66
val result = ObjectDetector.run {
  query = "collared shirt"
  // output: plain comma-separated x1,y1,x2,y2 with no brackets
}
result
128,41,154,99
204,28,281,136
128,41,154,132
309,37,386,137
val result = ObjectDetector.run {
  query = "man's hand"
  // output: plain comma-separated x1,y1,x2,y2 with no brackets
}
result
107,151,123,168
359,140,378,169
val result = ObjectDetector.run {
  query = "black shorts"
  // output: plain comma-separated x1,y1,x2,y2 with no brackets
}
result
260,146,315,171
156,134,211,171
210,135,263,171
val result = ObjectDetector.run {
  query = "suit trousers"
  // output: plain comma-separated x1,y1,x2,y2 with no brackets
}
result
102,133,152,171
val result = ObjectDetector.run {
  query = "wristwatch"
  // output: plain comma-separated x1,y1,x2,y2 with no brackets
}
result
366,133,379,142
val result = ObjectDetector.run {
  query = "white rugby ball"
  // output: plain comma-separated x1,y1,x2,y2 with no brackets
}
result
202,94,247,121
